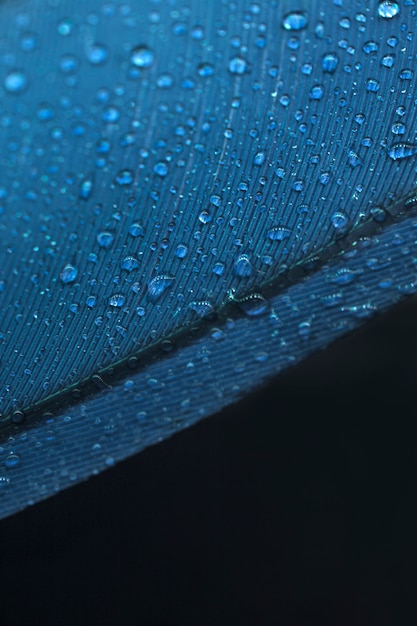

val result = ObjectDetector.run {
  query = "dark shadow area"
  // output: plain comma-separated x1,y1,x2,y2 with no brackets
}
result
1,296,417,626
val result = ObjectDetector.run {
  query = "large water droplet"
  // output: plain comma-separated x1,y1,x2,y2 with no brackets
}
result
388,143,417,160
378,1,400,18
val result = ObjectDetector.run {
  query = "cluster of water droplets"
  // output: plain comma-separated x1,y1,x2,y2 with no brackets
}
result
0,0,417,423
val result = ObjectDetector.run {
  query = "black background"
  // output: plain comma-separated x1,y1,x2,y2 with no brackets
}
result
1,295,417,626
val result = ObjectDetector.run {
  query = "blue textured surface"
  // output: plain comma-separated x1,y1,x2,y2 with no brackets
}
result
1,0,417,517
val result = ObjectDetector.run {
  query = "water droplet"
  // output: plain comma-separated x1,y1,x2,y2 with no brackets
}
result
322,52,339,73
331,212,349,231
213,262,225,276
189,301,216,319
60,264,78,284
388,143,417,160
11,409,25,425
115,169,133,186
4,70,28,93
234,254,253,278
267,227,291,241
310,85,324,100
131,45,154,68
228,57,249,75
381,54,395,68
197,62,214,77
156,73,174,88
86,295,97,308
236,293,269,316
108,294,125,307
348,151,362,167
399,69,413,81
363,41,379,55
97,231,114,248
298,321,311,339
5,453,21,469
341,304,376,318
253,152,265,166
199,211,211,224
378,2,400,19
58,17,74,36
154,162,168,177
86,43,108,65
147,275,175,302
366,78,380,92
0,476,10,490
282,12,308,31
79,177,94,200
121,256,139,272
329,268,357,285
175,244,188,258
391,122,405,135
59,53,79,74
129,223,144,238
